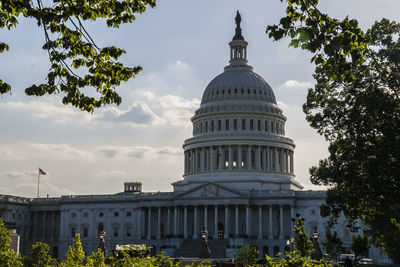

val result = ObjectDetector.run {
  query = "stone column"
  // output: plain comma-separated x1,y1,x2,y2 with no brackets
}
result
218,146,223,170
194,206,198,239
174,207,178,237
257,146,261,170
157,207,161,240
281,149,284,172
224,206,229,239
258,206,263,239
228,146,233,170
279,205,284,239
267,146,270,170
269,206,273,239
184,206,188,239
275,148,279,171
147,207,151,240
246,206,250,237
200,148,205,171
235,206,239,236
290,151,294,174
137,207,142,239
165,207,169,237
51,212,55,241
238,145,242,170
247,145,252,170
214,206,218,239
204,206,208,229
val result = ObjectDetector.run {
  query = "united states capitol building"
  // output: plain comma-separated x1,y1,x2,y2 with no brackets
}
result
0,14,390,263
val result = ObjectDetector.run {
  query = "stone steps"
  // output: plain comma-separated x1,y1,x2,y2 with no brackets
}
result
174,239,228,259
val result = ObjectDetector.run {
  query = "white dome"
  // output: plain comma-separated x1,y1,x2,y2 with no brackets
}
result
173,18,303,193
201,67,276,105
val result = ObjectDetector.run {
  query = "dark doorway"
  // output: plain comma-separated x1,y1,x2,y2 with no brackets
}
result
217,223,224,239
52,246,58,258
273,245,280,257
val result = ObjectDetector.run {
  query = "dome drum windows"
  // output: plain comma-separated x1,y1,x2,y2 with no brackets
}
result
184,145,294,175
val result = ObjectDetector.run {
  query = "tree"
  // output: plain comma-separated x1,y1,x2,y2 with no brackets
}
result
0,0,156,112
63,234,85,266
267,0,400,262
351,235,369,260
323,229,344,261
24,242,56,267
0,218,23,267
233,243,259,267
293,217,313,257
85,249,106,267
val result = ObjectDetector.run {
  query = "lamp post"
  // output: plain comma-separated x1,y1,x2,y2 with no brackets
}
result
199,228,211,258
98,230,108,256
311,231,323,261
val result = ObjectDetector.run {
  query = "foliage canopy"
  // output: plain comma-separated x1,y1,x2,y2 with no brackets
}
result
0,0,156,112
267,0,400,262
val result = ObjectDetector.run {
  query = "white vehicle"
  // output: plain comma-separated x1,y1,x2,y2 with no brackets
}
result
359,258,373,265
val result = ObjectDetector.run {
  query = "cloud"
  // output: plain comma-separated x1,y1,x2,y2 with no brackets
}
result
31,143,94,161
0,99,94,124
5,170,36,180
100,101,163,126
160,95,200,126
98,145,182,159
282,80,313,88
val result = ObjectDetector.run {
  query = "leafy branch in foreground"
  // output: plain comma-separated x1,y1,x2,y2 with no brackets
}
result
0,0,156,112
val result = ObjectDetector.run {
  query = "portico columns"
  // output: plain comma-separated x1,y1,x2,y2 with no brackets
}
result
173,207,177,237
147,207,151,240
184,206,188,239
157,207,161,239
269,206,273,239
137,207,142,239
258,206,263,239
238,145,242,170
235,206,239,236
246,206,250,236
247,146,252,170
279,205,284,239
194,206,198,239
228,146,233,170
204,206,208,230
167,207,171,236
214,206,218,239
218,146,223,170
224,206,229,239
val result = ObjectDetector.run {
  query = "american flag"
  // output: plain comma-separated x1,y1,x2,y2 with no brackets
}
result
39,168,46,175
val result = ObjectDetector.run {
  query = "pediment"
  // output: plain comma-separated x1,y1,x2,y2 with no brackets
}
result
176,183,245,199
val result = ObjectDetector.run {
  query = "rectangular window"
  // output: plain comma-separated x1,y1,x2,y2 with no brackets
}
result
114,212,119,217
83,227,88,238
71,227,75,237
114,227,119,237
126,211,131,217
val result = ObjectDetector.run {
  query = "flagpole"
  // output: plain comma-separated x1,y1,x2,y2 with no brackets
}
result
37,168,40,198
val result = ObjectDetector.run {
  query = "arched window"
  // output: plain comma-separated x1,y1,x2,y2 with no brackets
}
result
271,121,275,133
218,120,222,131
234,119,238,130
225,119,229,131
250,119,254,130
242,119,246,130
98,223,104,233
211,121,214,132
205,121,208,132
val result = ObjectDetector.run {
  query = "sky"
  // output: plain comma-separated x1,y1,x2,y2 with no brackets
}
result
1,0,399,197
